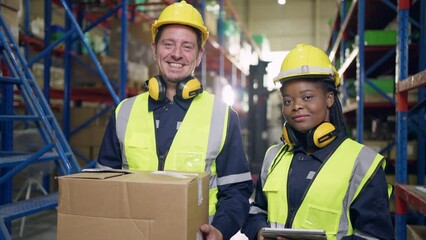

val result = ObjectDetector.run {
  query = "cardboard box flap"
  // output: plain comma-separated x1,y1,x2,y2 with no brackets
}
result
82,168,132,174
150,171,200,183
61,172,127,180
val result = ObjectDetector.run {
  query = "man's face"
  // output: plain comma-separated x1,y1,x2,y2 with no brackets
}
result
152,25,204,84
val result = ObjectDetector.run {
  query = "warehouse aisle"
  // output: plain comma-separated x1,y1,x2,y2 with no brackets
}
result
10,210,57,240
9,209,249,240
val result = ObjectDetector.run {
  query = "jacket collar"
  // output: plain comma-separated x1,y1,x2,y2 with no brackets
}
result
148,94,194,112
293,131,347,163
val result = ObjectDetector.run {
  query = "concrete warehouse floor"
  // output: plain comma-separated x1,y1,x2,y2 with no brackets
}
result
9,209,249,240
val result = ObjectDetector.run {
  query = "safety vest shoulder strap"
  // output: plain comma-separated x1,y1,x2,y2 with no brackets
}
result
260,143,286,188
115,94,150,169
164,92,229,173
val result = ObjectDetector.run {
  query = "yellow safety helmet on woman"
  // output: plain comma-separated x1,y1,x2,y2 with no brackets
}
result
151,0,209,47
274,44,340,87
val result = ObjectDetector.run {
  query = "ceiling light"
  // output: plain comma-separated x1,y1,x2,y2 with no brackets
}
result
278,0,286,5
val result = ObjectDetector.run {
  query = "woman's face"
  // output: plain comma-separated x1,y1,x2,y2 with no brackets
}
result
280,79,334,133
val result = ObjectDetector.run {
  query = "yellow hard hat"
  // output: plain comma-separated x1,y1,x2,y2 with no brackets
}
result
274,44,340,87
151,1,209,47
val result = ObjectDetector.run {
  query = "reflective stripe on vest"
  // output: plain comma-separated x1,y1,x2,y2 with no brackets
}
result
262,139,384,240
115,92,228,219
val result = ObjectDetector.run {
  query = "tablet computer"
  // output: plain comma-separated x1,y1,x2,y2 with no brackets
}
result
259,227,327,240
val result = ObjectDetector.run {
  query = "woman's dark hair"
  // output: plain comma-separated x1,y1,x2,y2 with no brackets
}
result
154,24,203,50
320,79,348,137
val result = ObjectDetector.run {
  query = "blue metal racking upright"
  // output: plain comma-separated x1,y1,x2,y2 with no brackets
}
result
328,0,401,142
20,0,255,152
394,0,426,238
327,0,425,238
0,0,131,238
16,0,258,167
0,5,80,238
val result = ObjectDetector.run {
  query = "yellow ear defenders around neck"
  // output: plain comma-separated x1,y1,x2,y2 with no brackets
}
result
145,75,203,101
282,121,337,149
145,76,167,102
176,76,203,100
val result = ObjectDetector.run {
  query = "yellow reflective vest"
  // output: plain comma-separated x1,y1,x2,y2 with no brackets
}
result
262,139,386,240
115,92,229,218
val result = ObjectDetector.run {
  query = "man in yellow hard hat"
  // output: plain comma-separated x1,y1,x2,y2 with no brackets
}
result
96,1,253,239
241,44,394,240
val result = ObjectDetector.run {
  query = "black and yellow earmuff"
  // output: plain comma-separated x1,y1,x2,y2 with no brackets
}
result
282,121,337,149
145,75,203,101
176,77,203,100
145,75,167,101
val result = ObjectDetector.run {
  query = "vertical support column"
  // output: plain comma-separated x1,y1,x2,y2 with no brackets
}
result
0,61,13,200
395,0,410,239
356,0,365,143
199,0,207,86
120,0,128,100
231,64,237,87
241,71,246,89
0,61,13,231
76,4,84,55
218,0,224,80
63,0,72,140
24,0,31,60
44,0,52,102
339,0,348,106
416,0,426,186
314,0,320,46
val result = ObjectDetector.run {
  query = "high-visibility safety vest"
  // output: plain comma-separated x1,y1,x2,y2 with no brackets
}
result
115,92,229,219
261,139,386,240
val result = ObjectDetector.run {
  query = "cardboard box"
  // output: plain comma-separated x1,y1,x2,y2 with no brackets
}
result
70,55,120,87
57,171,209,240
1,7,20,43
1,0,21,11
390,141,417,160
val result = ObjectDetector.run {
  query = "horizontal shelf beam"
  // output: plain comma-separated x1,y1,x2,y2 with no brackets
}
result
396,184,426,216
397,70,426,93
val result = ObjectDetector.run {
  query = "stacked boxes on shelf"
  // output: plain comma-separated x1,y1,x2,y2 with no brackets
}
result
1,0,20,42
364,30,397,46
68,106,113,166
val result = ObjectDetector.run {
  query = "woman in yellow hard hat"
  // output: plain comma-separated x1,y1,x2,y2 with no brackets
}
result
96,1,253,240
241,44,394,240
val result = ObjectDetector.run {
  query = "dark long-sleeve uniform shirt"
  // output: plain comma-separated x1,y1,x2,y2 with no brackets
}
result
241,133,395,240
97,94,253,240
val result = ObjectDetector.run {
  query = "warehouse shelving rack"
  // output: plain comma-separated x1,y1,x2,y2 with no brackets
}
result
0,7,79,239
327,0,425,239
329,0,400,140
20,0,257,141
394,0,426,238
15,0,258,162
1,0,259,238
